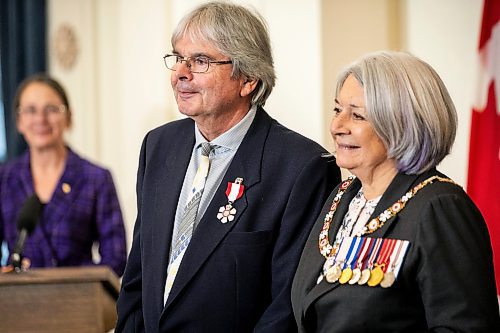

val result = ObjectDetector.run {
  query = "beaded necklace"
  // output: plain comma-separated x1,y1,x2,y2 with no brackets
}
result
318,175,458,258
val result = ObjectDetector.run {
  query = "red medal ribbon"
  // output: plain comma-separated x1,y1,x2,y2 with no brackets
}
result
366,238,383,270
375,239,397,272
225,181,244,203
387,240,404,273
355,237,372,270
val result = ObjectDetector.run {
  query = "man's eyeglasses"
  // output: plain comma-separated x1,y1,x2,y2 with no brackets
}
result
163,54,233,73
18,105,67,117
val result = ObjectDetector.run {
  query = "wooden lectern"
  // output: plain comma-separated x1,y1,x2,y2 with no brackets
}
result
0,266,120,333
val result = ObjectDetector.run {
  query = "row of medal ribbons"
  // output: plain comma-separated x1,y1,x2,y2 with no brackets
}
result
321,236,410,288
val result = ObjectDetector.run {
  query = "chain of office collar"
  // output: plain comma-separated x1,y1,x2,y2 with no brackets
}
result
318,175,458,258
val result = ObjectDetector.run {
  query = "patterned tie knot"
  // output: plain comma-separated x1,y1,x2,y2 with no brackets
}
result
200,142,213,157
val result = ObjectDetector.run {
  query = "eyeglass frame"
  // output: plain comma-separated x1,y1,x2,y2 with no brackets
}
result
163,54,233,73
17,104,67,118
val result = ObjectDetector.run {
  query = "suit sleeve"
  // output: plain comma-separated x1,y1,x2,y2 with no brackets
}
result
254,154,341,333
116,135,148,333
414,190,500,331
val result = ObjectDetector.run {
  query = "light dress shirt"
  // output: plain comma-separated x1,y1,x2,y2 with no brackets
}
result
334,188,382,245
164,106,256,304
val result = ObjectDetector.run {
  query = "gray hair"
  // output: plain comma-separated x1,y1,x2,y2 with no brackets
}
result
336,51,457,174
172,1,275,106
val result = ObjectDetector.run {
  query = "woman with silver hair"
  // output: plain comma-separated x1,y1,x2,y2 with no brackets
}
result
291,51,500,332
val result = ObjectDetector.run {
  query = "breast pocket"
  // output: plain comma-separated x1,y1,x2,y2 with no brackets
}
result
222,230,274,281
222,230,274,326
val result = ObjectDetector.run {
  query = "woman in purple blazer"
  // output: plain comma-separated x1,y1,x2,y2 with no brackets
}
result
0,74,126,276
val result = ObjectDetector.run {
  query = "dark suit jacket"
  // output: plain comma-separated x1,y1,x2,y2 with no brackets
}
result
116,108,341,332
292,169,500,332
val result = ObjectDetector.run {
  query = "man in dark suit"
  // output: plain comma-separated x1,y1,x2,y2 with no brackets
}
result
116,2,341,332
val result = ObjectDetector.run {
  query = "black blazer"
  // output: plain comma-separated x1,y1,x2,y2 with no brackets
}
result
116,108,341,332
292,169,500,332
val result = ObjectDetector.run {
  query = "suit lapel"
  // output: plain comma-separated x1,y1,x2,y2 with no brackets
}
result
43,149,85,228
18,152,34,195
163,109,271,312
16,150,85,247
364,172,421,237
11,153,39,242
301,179,361,311
151,127,195,260
146,121,196,312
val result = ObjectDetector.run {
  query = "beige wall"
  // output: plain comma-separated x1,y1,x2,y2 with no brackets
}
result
321,0,403,179
404,0,482,187
47,0,483,250
49,0,174,247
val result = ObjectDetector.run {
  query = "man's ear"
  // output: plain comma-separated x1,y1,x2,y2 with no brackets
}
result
240,77,258,97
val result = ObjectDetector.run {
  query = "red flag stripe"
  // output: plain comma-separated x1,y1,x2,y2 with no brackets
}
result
468,0,500,294
479,0,500,49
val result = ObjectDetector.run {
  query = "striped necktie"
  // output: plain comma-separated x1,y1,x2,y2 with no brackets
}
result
165,142,213,300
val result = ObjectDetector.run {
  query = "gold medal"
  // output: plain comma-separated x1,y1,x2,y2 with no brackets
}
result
367,265,384,287
318,175,454,285
338,267,353,284
325,264,342,283
380,271,395,288
358,269,371,285
349,268,361,284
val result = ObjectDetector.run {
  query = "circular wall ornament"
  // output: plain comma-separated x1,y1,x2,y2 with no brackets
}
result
53,23,79,70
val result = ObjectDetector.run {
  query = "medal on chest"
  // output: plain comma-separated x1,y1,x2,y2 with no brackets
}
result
317,175,457,287
348,237,372,284
217,177,244,223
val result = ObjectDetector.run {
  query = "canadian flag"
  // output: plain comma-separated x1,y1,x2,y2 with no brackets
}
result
467,0,500,293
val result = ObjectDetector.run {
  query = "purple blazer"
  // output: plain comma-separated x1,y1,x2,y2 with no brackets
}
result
0,148,127,276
